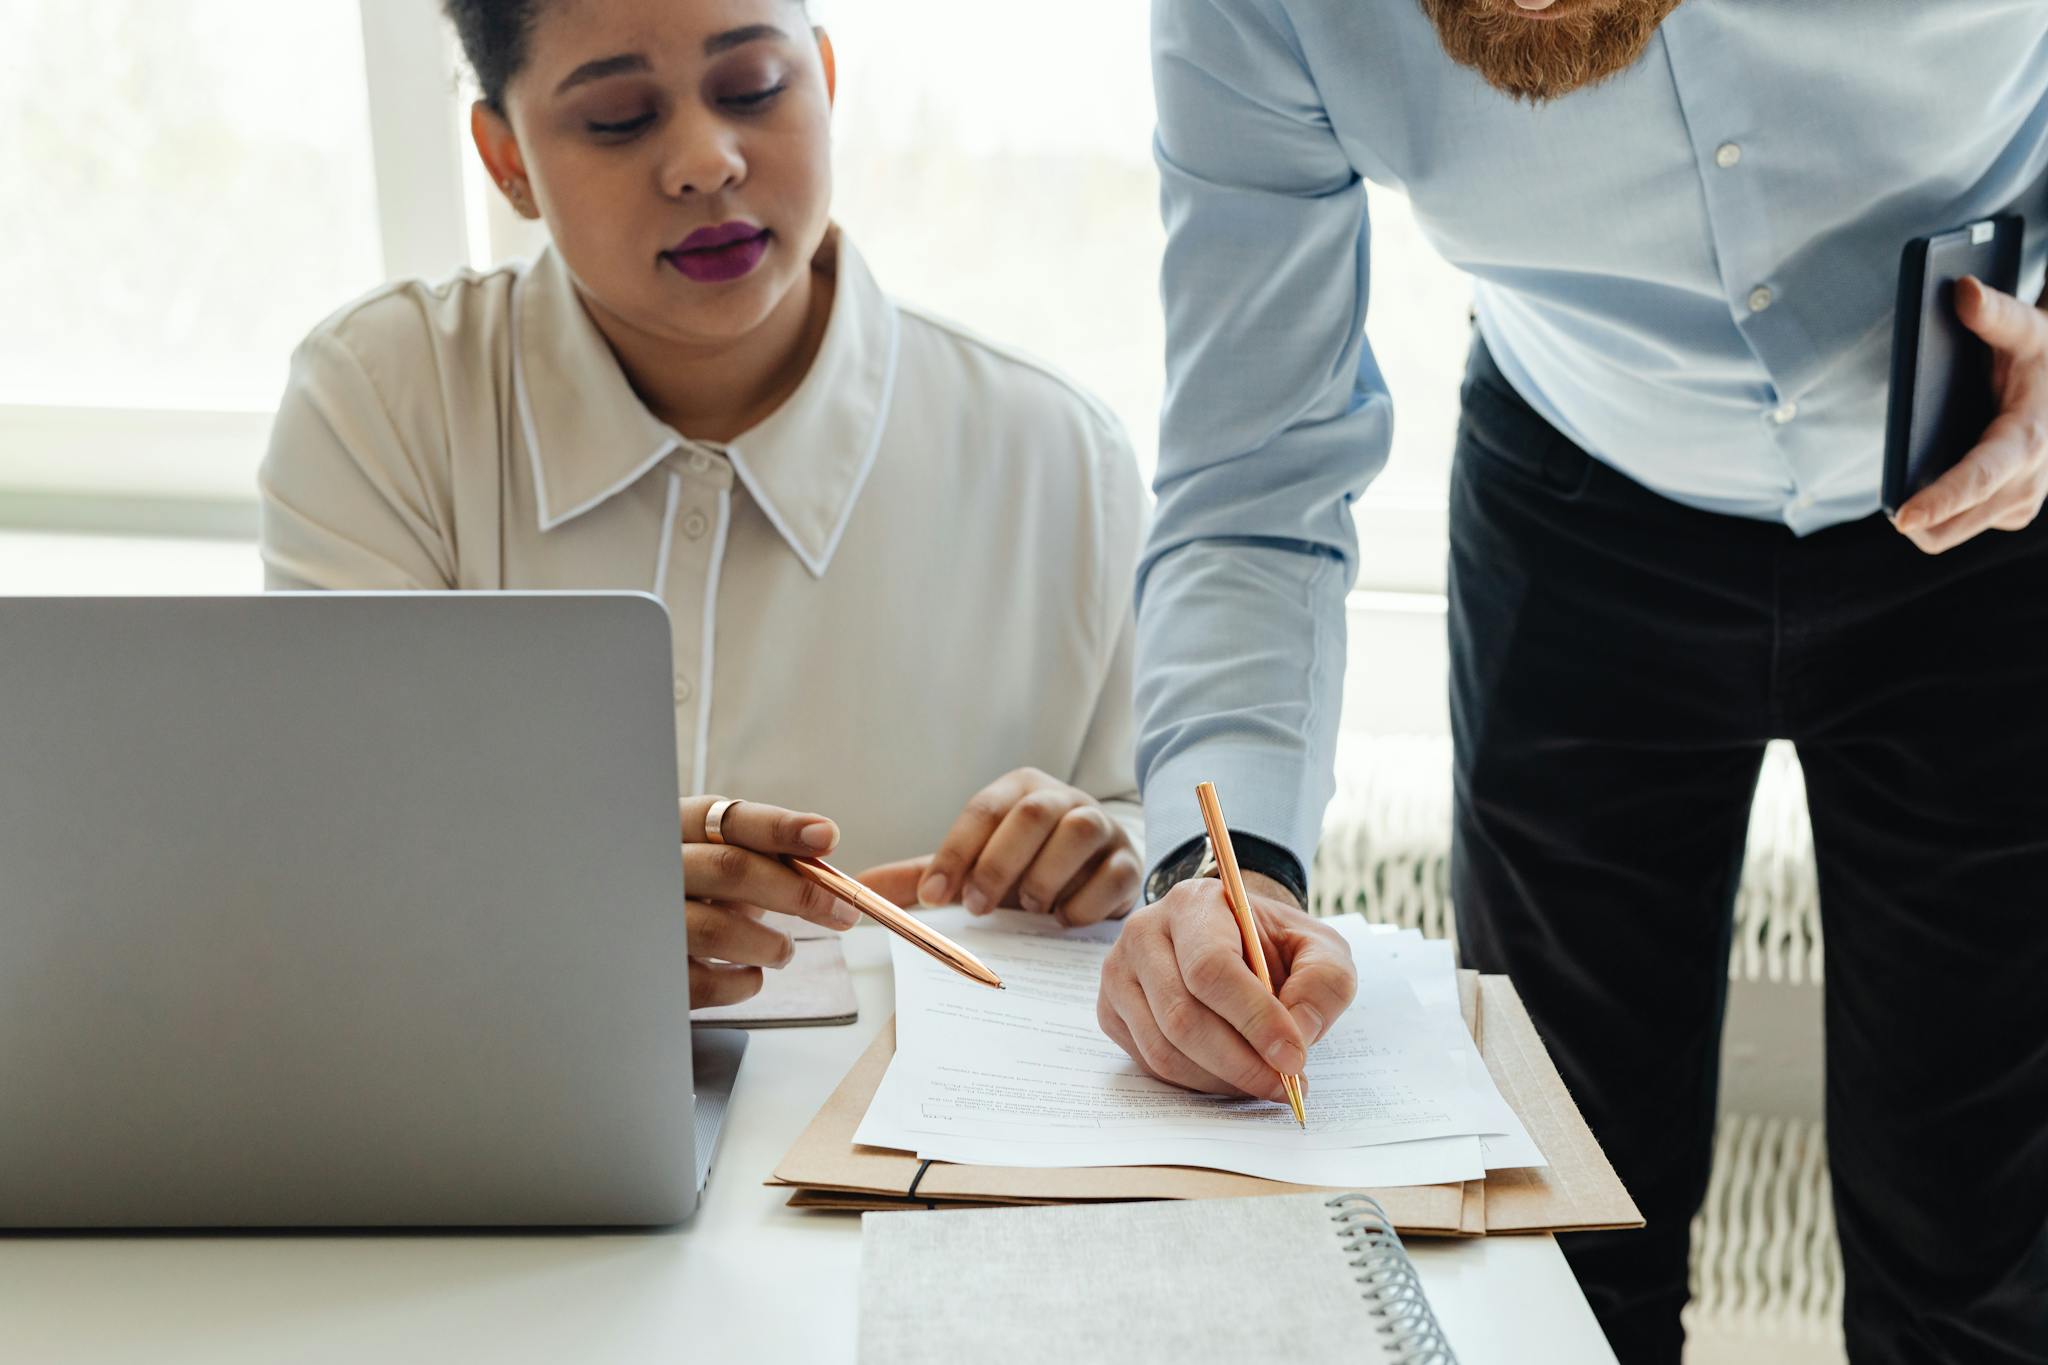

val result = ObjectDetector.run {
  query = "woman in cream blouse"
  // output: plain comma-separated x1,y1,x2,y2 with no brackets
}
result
260,0,1144,1008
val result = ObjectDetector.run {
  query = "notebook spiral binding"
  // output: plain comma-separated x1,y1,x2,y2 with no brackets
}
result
1327,1193,1459,1365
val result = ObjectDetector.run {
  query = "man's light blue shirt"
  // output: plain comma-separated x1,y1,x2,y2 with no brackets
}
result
1138,0,2048,875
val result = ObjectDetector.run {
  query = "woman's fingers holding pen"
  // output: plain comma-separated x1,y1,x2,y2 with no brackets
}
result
679,796,859,931
686,899,795,970
685,899,800,1008
688,957,765,1008
683,841,860,930
679,794,840,856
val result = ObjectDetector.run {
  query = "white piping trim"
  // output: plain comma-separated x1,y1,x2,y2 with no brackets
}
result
690,485,731,796
724,302,902,580
651,470,682,599
510,268,679,533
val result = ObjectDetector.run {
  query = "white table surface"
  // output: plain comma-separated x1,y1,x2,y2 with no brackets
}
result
0,924,1615,1365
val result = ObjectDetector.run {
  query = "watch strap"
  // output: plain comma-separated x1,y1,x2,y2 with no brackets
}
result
1144,831,1308,909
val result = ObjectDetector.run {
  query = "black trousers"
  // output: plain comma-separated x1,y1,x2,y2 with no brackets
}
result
1447,339,2048,1364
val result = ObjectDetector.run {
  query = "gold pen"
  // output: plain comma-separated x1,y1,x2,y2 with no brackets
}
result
1195,781,1307,1128
786,854,1004,991
702,797,1000,989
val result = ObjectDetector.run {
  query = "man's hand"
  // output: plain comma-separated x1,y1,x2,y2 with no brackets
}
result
1894,275,2048,554
1095,875,1356,1101
858,768,1141,927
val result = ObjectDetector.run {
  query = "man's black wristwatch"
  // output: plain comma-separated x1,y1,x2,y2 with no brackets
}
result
1143,831,1309,909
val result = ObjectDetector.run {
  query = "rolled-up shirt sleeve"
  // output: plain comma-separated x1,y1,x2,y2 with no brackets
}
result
1138,0,1392,875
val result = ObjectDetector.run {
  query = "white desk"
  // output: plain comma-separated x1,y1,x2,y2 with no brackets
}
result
0,926,1616,1364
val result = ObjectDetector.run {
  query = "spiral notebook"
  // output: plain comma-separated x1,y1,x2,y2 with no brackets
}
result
859,1192,1458,1364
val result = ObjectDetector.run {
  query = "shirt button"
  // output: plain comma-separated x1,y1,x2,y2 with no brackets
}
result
1748,285,1775,314
687,450,712,474
1767,401,1799,425
674,676,693,705
1791,493,1814,512
682,510,709,540
1715,142,1742,169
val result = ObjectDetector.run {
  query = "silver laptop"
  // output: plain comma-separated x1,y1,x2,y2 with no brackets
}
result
0,592,742,1228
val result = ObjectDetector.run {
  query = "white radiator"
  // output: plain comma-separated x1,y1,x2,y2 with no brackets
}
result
1312,735,1844,1362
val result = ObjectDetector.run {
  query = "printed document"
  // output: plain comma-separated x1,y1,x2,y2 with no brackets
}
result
853,909,1542,1186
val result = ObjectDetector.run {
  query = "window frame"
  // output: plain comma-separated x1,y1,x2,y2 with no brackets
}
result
0,0,470,542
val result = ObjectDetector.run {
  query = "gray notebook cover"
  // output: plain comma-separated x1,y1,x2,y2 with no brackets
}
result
858,1192,1456,1363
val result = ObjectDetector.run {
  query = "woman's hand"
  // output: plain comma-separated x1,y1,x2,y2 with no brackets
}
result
857,768,1142,927
1894,275,2048,553
680,795,860,1008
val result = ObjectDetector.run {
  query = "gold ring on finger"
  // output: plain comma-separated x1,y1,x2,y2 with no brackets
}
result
704,797,741,846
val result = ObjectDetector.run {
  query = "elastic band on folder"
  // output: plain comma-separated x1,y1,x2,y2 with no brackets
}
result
906,1159,934,1199
1325,1193,1459,1364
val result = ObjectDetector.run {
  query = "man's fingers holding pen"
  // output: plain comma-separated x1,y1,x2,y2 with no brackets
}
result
1097,880,1355,1102
1173,921,1306,1077
1269,915,1357,1051
1099,981,1253,1099
1138,939,1290,1101
1098,890,1284,1101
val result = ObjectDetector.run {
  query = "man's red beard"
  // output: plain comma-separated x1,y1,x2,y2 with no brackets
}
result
1417,0,1684,103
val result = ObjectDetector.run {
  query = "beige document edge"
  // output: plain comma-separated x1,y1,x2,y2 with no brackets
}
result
770,971,1642,1236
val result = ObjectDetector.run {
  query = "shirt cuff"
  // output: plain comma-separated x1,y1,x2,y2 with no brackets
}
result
1140,743,1326,888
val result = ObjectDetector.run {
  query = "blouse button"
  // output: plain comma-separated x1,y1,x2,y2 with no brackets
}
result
683,510,710,540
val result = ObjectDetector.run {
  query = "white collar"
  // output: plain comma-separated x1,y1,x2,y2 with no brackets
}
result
510,226,900,578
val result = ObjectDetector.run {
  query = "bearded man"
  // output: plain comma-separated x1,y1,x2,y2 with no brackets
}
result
1099,2,2048,1361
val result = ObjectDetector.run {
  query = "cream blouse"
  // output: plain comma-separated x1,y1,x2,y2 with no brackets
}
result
259,231,1144,872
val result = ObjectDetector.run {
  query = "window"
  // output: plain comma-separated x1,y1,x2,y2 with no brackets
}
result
0,0,465,523
1,1,382,413
4,0,1464,594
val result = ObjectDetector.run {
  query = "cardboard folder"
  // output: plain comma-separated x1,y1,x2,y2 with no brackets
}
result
769,972,1642,1236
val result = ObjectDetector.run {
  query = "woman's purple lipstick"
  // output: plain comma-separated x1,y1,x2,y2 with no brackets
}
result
663,221,771,283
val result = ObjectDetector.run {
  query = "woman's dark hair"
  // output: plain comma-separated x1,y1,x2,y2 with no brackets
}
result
443,0,808,115
442,0,546,114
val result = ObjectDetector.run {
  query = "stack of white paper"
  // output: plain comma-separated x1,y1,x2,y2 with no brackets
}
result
854,909,1545,1188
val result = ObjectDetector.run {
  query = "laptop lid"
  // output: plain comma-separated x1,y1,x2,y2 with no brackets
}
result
0,593,699,1227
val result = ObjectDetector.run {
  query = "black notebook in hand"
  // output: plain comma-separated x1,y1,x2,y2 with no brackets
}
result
1883,209,2029,515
